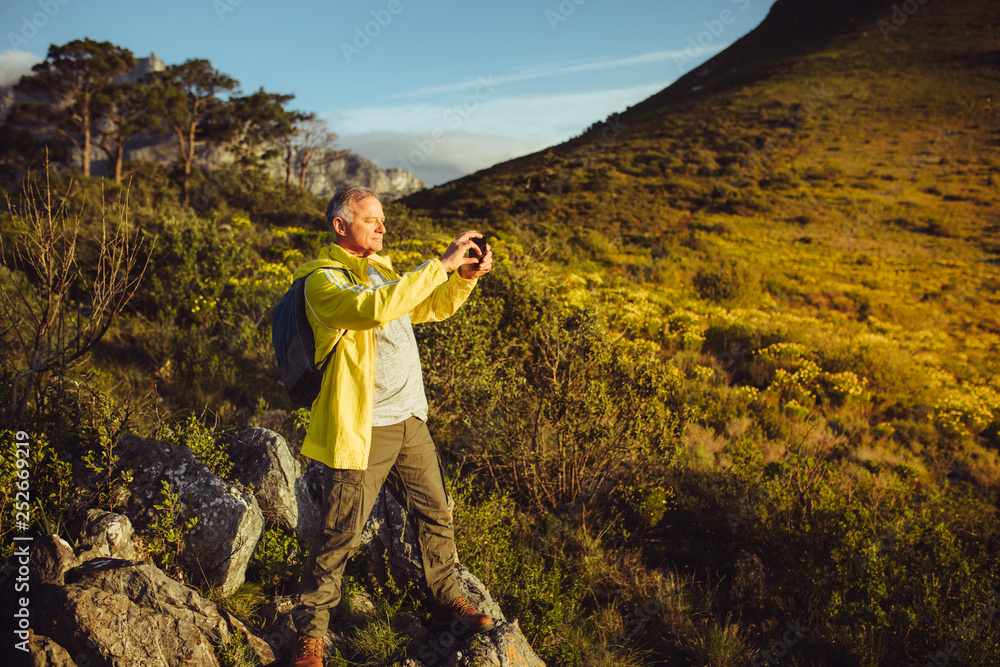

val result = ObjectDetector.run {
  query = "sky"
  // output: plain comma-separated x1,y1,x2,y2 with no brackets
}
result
0,0,774,186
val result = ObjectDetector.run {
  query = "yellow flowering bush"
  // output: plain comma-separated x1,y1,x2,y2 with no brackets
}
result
825,370,871,403
188,293,217,317
661,309,705,351
931,380,1000,436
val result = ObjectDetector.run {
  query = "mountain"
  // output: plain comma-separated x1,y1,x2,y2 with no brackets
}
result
121,137,425,200
402,0,998,241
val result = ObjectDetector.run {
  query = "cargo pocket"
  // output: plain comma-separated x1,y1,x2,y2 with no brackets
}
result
325,468,364,533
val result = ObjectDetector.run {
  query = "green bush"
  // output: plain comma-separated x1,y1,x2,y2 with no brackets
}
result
693,260,760,304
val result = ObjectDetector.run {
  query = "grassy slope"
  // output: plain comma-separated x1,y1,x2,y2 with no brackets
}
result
403,0,1000,431
399,7,1000,658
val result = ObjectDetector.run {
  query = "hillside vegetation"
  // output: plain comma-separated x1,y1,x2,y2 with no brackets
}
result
2,0,999,665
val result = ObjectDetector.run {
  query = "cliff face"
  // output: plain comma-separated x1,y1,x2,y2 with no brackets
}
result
291,148,426,200
119,140,425,200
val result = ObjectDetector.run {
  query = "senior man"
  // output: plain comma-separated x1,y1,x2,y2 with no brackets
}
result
288,186,494,666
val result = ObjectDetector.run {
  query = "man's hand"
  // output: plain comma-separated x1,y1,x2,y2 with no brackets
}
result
439,231,493,279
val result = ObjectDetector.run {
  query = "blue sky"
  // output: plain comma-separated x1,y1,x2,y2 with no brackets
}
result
1,0,774,186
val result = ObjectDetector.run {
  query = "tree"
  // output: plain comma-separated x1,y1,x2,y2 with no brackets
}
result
225,88,304,169
13,39,136,177
93,81,158,183
149,59,237,207
0,164,149,424
290,116,344,189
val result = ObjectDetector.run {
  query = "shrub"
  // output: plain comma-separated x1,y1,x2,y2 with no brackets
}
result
693,260,760,303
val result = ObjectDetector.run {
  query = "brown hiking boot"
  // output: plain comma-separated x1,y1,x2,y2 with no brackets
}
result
289,633,324,667
431,596,495,633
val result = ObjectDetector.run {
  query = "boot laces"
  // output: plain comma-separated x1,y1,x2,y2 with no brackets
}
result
297,635,324,657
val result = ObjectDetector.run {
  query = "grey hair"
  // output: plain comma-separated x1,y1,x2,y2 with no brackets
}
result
326,186,379,231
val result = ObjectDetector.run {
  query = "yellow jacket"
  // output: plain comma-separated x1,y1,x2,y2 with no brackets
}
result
293,243,477,469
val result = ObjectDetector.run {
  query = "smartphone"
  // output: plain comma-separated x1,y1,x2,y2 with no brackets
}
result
469,235,489,265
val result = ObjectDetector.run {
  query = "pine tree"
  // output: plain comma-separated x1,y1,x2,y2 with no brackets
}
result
148,59,237,207
13,39,136,177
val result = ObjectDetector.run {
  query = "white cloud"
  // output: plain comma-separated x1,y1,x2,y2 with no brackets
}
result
0,50,42,87
339,130,547,187
326,82,666,144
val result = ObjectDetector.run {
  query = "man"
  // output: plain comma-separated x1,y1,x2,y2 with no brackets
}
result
288,186,494,667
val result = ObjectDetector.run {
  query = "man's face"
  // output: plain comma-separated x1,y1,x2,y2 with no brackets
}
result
336,196,385,258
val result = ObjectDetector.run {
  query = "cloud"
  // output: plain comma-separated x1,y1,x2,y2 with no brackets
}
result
338,131,547,187
0,50,42,87
381,46,729,100
326,82,666,144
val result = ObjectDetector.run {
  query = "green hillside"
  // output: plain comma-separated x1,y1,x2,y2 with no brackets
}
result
2,0,999,664
397,0,1000,662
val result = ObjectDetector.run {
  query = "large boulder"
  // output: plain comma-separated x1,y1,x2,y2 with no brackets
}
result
225,427,321,537
34,559,226,666
119,434,264,596
34,558,275,667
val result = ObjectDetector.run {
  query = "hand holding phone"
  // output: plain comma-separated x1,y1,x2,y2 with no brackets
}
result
469,236,489,266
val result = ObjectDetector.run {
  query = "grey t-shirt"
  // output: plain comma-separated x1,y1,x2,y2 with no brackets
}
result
367,265,429,426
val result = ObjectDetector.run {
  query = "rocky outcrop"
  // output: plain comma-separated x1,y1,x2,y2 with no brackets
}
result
118,434,264,597
225,427,321,538
34,558,275,667
26,427,543,667
291,150,425,200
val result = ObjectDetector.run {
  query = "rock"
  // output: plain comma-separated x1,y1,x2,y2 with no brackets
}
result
119,434,264,596
433,619,545,667
35,559,231,666
30,535,80,586
362,485,429,592
27,634,78,667
226,427,321,537
361,486,544,667
220,610,278,666
74,509,137,562
303,460,326,506
293,150,425,200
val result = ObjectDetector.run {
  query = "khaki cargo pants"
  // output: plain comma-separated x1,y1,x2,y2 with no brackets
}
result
291,416,461,637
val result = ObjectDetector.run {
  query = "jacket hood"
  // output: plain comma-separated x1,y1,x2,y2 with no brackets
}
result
293,244,394,282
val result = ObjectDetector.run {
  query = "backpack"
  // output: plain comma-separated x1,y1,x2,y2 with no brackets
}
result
271,267,351,406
